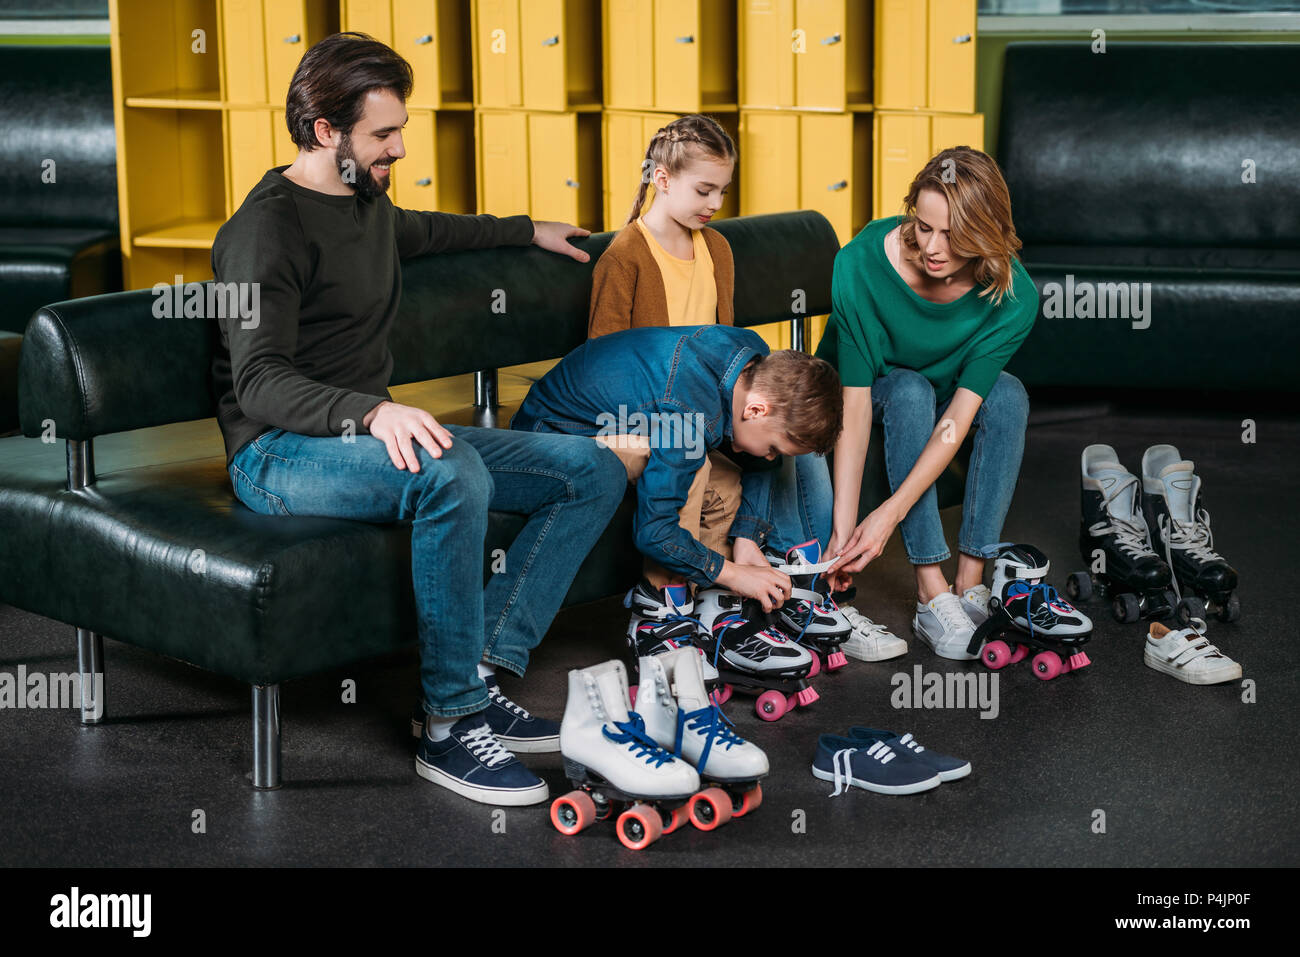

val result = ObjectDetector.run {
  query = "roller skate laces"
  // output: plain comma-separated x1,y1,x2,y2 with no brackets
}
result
1088,473,1159,562
603,713,677,768
675,703,746,772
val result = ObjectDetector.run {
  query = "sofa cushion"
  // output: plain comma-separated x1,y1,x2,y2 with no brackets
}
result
0,331,20,434
0,229,122,335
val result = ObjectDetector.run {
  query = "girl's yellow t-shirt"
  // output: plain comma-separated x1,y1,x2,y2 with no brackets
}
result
635,217,718,326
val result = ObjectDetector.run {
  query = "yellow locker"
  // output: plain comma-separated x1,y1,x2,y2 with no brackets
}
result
930,112,984,154
271,110,298,165
477,110,529,215
739,111,800,217
793,0,844,111
343,0,393,42
227,110,274,212
393,0,452,108
394,110,438,211
222,0,267,105
875,112,929,217
605,0,656,110
521,0,568,111
263,1,338,108
655,0,735,111
875,0,927,110
395,110,477,212
927,0,976,114
799,113,869,244
474,0,521,107
527,112,602,228
738,0,795,109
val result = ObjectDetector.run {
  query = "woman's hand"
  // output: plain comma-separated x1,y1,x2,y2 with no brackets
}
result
829,500,903,576
825,528,854,593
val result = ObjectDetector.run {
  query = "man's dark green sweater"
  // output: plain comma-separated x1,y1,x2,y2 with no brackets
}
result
211,166,534,466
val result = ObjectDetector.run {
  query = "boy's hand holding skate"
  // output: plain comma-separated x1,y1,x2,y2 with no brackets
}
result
716,540,792,613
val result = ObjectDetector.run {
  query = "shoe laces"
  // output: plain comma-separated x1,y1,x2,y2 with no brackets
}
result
680,704,744,772
843,606,892,640
928,591,972,635
487,684,531,720
459,723,514,769
1090,475,1156,559
828,741,897,797
1158,510,1223,563
603,712,675,768
1005,580,1074,640
897,732,925,754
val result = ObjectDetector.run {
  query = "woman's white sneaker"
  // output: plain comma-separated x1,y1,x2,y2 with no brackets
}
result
841,606,908,661
955,584,991,625
1144,620,1242,685
912,591,979,660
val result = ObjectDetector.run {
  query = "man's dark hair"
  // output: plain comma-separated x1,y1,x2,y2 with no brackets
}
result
285,32,413,151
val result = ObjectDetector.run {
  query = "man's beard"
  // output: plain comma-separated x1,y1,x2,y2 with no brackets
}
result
337,132,391,200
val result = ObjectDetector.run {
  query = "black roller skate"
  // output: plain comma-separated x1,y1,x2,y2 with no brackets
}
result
624,579,718,687
765,540,852,675
967,544,1093,680
1068,445,1175,623
1141,445,1240,625
694,587,818,722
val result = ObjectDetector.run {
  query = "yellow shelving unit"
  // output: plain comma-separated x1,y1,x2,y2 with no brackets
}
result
874,109,984,218
476,109,602,230
604,0,737,113
739,0,871,112
472,0,602,111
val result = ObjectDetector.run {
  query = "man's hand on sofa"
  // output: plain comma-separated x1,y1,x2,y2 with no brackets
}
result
532,220,592,263
716,560,791,614
363,401,454,471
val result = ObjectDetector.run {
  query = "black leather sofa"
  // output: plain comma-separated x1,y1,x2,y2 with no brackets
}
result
997,42,1300,393
0,44,123,433
3,211,971,788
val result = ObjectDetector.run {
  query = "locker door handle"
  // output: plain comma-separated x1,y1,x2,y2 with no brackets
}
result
675,35,695,43
284,34,301,43
821,33,842,45
565,179,580,188
415,34,433,45
827,180,848,191
415,177,433,187
542,35,560,46
953,34,972,43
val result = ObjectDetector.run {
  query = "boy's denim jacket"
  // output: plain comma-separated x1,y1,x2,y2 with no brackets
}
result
510,325,779,585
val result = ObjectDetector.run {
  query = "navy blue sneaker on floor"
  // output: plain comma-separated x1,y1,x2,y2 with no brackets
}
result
415,714,549,806
848,727,971,781
410,679,560,753
812,733,941,796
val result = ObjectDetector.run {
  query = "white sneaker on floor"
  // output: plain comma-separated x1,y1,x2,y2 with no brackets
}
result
1144,620,1242,685
955,584,991,626
913,591,979,661
841,606,908,661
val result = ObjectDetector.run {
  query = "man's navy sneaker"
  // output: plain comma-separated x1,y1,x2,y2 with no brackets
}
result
415,714,549,806
848,727,971,781
812,733,941,796
410,678,560,753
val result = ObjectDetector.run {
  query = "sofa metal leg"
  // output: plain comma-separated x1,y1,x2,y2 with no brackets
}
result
789,316,807,353
251,684,281,790
473,368,499,428
76,628,103,724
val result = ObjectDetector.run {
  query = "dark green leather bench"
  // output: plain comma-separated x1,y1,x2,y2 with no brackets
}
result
997,42,1300,392
0,45,124,433
0,210,966,788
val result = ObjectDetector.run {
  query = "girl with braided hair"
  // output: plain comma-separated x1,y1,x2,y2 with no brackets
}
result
587,114,737,338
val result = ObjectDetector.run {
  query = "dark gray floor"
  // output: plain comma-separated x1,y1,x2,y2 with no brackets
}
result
2,408,1296,867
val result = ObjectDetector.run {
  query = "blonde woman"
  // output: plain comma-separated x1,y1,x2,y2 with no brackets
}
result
823,147,1037,661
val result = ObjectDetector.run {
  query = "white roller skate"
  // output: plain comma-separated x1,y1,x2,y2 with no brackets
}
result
694,586,818,721
550,660,701,850
639,648,767,826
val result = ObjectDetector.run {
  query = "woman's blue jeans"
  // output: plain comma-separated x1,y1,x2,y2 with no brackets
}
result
229,425,627,718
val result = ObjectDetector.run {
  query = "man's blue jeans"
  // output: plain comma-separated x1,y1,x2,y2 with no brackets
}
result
228,425,627,718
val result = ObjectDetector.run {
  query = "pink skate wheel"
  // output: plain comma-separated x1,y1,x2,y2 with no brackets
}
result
796,686,820,708
827,651,848,671
1009,644,1029,664
1058,655,1072,674
982,640,1012,670
551,791,597,836
755,690,786,721
688,788,734,831
1031,651,1063,680
733,784,763,818
709,685,733,706
617,804,663,850
1068,651,1091,670
628,684,638,707
660,805,687,836
807,650,821,678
